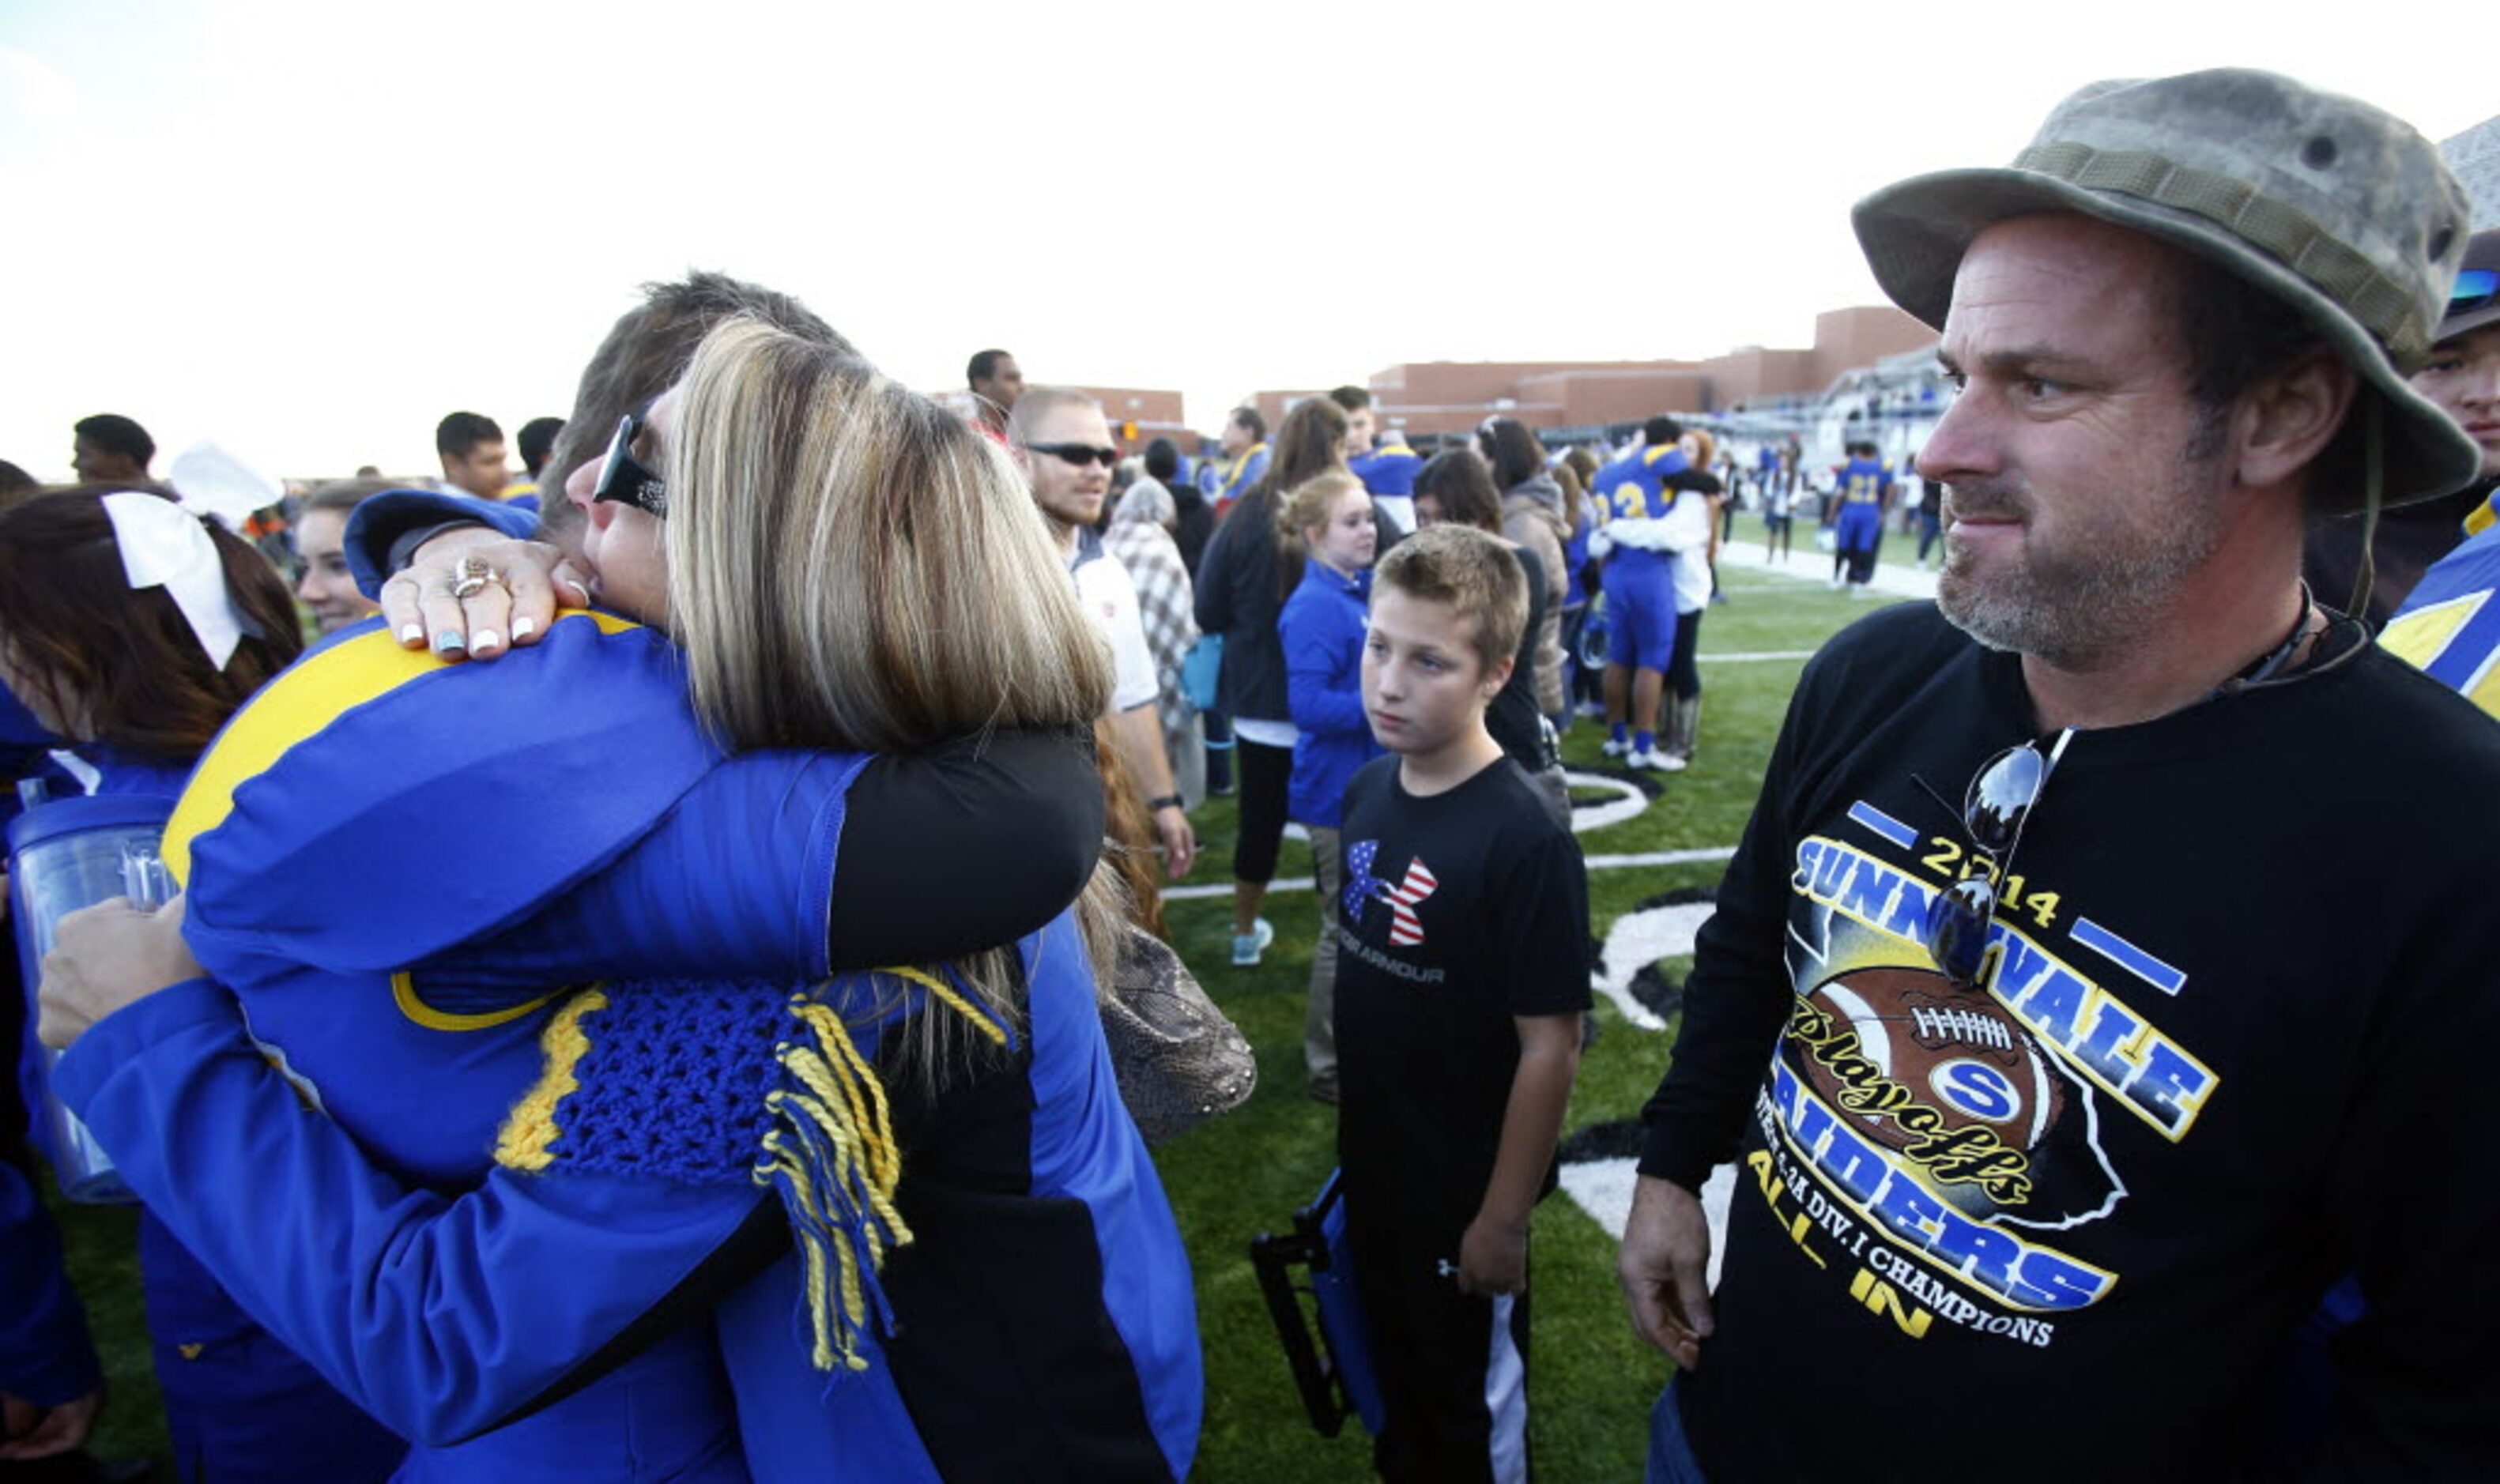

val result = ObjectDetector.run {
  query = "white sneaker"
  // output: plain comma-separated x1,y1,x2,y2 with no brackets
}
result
1601,736,1630,759
1629,748,1687,772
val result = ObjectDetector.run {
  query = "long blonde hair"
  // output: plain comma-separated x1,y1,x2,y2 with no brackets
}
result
664,318,1127,1066
668,319,1110,748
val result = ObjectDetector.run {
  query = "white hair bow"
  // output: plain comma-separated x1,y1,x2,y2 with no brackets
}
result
102,488,249,670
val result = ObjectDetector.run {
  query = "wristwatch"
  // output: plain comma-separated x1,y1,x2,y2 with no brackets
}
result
1148,793,1185,813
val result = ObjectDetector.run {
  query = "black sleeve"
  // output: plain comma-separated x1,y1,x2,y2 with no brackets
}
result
2307,830,2500,1477
828,726,1104,968
1517,546,1549,657
1635,650,1824,1192
1193,516,1237,637
383,521,489,582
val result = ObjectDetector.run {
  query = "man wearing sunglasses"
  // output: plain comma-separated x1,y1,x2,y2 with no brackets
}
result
1012,386,1199,883
1618,71,2500,1481
2382,229,2500,715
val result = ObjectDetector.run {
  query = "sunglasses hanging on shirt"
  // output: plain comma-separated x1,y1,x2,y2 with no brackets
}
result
1920,728,2075,989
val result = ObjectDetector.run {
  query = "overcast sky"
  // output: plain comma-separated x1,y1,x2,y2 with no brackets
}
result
2,1,2490,481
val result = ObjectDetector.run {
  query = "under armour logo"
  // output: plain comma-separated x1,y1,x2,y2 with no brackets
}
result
1343,840,1439,947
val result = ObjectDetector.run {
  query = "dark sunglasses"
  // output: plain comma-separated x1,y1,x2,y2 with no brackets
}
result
1921,728,2074,987
1023,442,1121,469
2451,268,2499,318
594,412,668,517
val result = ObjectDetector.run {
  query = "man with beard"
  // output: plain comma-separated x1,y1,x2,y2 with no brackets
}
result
1616,70,2500,1481
1010,386,1198,883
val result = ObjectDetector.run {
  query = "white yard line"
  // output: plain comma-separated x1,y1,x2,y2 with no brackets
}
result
1715,532,1940,598
1163,799,1735,901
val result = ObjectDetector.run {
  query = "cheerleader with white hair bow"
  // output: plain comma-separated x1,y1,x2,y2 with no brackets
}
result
0,483,406,1480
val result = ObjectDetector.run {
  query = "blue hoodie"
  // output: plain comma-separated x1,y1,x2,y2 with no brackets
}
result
1279,562,1384,827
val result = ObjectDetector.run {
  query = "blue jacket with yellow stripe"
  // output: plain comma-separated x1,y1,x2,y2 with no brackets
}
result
65,609,1201,1479
59,926,1202,1480
156,610,860,1478
2384,522,2500,717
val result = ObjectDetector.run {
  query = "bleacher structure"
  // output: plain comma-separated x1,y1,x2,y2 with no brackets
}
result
1541,341,1950,487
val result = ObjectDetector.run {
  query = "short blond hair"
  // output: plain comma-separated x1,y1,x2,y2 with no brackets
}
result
1373,523,1526,674
1004,386,1102,444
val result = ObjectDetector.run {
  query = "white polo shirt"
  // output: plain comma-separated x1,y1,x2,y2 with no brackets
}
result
1070,538,1161,714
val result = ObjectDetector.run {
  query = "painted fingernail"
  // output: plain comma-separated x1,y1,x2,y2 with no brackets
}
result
511,616,536,640
432,629,467,655
399,623,425,646
562,579,591,607
472,630,503,653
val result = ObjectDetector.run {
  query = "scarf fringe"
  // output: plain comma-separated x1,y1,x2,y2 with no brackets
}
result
752,967,1007,1374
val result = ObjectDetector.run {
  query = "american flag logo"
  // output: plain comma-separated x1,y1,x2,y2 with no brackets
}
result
1342,839,1439,947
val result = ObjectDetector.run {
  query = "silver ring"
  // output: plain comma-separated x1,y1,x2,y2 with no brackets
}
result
449,555,501,601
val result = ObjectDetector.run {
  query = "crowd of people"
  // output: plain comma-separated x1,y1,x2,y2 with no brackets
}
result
4,62,2500,1484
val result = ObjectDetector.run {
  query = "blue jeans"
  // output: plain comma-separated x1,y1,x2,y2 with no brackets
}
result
1644,1382,1710,1484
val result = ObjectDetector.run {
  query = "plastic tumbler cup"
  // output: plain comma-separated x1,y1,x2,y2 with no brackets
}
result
9,792,174,1203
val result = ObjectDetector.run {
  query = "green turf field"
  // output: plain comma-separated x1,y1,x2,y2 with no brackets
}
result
44,524,1919,1478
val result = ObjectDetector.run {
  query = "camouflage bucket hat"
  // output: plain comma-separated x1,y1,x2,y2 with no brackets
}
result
1852,68,2481,510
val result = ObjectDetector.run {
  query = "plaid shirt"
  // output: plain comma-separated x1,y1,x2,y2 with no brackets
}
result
1104,517,1201,748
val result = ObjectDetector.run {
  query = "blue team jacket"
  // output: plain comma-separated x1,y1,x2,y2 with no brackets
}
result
2384,522,2500,715
153,612,871,1479
12,744,407,1482
0,1157,98,1408
58,910,1202,1482
60,613,1201,1479
1349,443,1423,498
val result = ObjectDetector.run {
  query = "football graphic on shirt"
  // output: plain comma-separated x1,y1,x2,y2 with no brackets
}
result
1796,966,2065,1145
1788,966,2072,1216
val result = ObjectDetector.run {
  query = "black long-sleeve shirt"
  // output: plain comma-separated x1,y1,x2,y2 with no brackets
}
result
1642,601,2500,1480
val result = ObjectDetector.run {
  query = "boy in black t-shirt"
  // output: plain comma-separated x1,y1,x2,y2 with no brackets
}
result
1333,525,1590,1482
